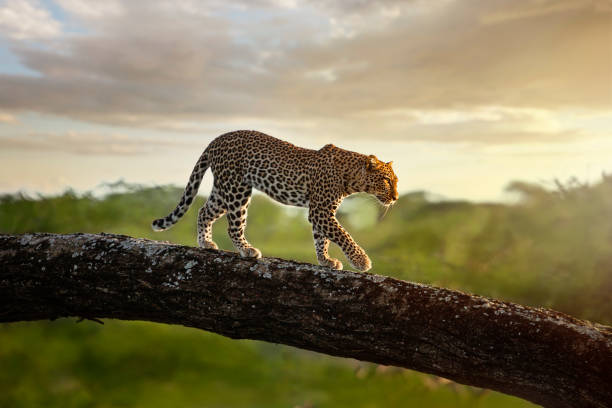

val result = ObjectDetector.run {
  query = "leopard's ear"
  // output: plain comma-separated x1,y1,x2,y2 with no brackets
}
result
387,161,393,167
320,143,337,152
366,155,379,171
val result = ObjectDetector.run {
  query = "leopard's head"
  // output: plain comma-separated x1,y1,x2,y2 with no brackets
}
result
360,155,399,206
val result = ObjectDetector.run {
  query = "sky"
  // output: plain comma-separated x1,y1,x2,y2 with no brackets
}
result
0,0,610,201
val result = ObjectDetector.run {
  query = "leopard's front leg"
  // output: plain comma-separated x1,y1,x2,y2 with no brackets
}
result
309,207,371,272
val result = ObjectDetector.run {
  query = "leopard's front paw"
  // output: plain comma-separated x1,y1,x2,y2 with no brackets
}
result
239,246,262,259
319,257,343,270
349,251,372,272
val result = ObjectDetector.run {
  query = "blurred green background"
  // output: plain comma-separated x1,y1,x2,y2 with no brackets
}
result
2,177,611,407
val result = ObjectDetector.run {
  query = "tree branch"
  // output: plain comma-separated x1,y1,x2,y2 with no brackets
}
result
1,233,610,407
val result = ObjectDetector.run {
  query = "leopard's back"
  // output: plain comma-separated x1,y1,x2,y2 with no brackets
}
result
208,130,315,206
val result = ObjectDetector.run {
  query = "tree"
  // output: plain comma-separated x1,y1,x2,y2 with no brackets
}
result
1,232,611,407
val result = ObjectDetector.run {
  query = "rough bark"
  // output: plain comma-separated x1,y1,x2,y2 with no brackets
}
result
1,233,611,407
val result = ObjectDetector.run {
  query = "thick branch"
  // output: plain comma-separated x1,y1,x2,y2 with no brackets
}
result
1,233,611,407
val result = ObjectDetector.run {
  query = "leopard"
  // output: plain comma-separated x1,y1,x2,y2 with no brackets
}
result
151,130,398,272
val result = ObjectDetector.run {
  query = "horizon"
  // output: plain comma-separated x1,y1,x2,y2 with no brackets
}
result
4,174,604,207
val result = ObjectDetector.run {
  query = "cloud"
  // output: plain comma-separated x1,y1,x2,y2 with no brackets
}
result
274,0,611,114
54,0,124,19
0,0,272,121
0,0,62,40
0,132,198,155
0,111,17,123
480,0,609,24
0,0,609,144
276,105,585,145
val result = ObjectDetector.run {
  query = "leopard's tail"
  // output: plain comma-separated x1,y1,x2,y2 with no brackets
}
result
151,150,209,232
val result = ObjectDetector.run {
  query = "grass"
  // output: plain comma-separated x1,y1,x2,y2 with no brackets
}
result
0,320,534,408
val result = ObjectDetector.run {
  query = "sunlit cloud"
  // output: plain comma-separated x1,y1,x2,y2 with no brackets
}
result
0,111,17,123
480,0,608,24
351,106,593,144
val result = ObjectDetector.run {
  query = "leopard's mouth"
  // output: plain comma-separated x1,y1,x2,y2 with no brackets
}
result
376,194,396,206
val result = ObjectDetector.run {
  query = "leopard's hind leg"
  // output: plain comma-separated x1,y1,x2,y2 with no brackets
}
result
313,231,343,270
197,187,226,249
222,180,261,258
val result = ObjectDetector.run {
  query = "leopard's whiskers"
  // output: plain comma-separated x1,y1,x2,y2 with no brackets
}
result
378,202,393,222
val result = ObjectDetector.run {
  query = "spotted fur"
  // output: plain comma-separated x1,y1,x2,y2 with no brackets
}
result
152,130,398,271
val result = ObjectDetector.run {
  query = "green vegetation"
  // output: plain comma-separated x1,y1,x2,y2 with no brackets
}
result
2,177,611,407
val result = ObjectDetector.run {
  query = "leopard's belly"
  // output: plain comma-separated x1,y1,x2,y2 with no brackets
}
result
244,169,309,207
